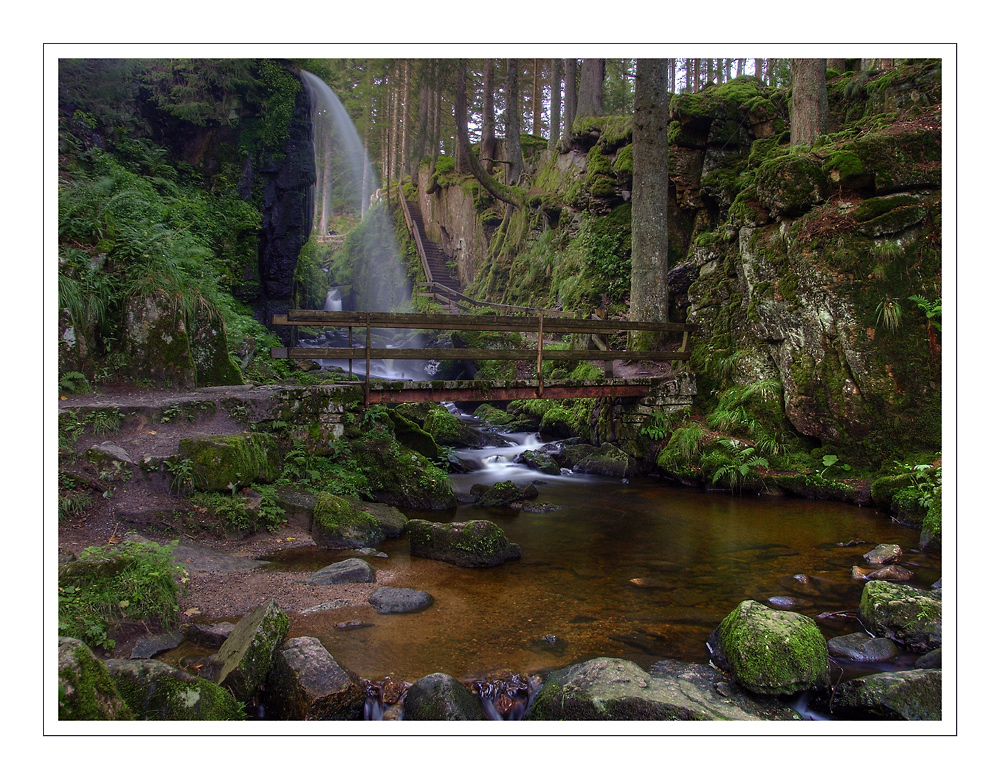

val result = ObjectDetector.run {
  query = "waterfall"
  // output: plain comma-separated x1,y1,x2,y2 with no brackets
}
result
299,70,411,314
324,287,342,312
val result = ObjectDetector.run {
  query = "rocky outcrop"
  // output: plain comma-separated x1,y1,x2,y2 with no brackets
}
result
406,519,521,568
348,439,456,510
178,433,282,491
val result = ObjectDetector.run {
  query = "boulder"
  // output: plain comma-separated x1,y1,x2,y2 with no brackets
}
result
178,433,281,491
406,519,521,568
474,479,526,508
823,669,942,720
858,581,942,653
707,600,829,696
262,636,366,720
305,557,376,586
525,656,801,721
402,673,486,720
210,600,289,702
513,449,561,475
863,543,902,565
130,630,184,659
186,622,236,648
57,637,134,721
349,439,456,510
422,405,483,447
826,632,899,662
123,292,197,390
310,493,386,550
345,497,408,538
105,659,244,720
367,587,434,614
572,442,637,478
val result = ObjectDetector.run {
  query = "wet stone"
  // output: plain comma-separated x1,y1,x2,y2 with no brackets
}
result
367,586,434,614
305,557,376,585
827,632,899,662
864,543,902,565
186,622,236,648
130,630,184,659
767,596,798,609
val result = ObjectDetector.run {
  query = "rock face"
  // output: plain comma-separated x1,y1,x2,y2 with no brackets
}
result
823,668,942,720
255,81,315,338
105,659,244,720
707,600,829,696
859,581,942,653
524,656,801,721
210,600,289,702
406,519,521,568
58,637,133,721
262,636,366,720
402,673,486,721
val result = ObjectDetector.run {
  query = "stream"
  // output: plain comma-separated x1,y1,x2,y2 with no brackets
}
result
265,405,941,716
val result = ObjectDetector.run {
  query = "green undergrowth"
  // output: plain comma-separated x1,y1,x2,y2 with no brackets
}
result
59,540,187,650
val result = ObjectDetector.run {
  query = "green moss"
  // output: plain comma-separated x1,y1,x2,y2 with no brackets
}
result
312,492,384,547
179,432,282,491
58,639,134,721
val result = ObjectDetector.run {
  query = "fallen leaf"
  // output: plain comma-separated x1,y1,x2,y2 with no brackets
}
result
149,431,157,435
286,537,295,541
184,608,201,617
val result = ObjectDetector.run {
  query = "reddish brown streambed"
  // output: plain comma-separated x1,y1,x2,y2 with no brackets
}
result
267,453,939,685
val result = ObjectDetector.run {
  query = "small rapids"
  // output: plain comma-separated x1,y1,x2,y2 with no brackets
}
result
361,672,542,721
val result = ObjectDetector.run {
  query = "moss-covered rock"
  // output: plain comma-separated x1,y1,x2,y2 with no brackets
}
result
389,408,442,460
211,600,289,703
58,637,134,721
422,405,482,447
178,432,281,491
474,479,525,508
752,151,830,218
262,636,367,720
823,668,942,720
406,518,521,568
310,492,386,549
572,442,636,478
123,292,197,390
513,448,562,475
348,439,456,510
402,673,486,721
105,658,245,720
858,580,942,652
707,600,830,696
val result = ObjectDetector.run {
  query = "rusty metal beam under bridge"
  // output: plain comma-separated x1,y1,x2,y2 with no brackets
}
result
362,379,657,404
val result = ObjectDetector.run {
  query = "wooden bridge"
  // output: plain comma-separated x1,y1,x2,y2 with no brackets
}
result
271,309,695,405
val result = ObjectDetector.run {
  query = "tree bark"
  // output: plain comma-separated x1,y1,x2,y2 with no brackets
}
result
828,58,846,74
630,59,671,334
562,58,578,149
454,59,524,208
576,58,604,118
790,58,829,147
755,58,764,80
548,58,561,150
532,59,543,135
504,59,523,186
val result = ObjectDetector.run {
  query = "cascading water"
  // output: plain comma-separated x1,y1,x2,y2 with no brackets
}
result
299,70,434,381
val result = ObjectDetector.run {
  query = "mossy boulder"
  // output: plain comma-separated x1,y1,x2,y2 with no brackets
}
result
474,479,527,508
402,673,486,721
473,403,515,429
513,448,561,475
262,636,367,720
123,292,197,390
389,408,442,460
707,600,830,696
858,581,942,653
310,492,386,550
525,656,801,721
752,152,830,218
348,439,456,510
572,442,636,478
104,658,244,720
305,557,376,585
210,600,289,703
58,637,134,721
422,405,482,447
178,433,281,491
406,519,521,568
823,668,942,720
188,302,244,387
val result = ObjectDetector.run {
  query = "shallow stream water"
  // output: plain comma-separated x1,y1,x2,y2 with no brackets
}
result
272,418,940,688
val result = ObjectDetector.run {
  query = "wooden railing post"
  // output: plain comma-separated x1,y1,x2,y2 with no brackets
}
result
364,314,371,407
536,313,544,397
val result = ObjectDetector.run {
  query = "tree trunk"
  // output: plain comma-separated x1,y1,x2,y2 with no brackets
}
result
548,58,561,150
482,59,497,174
504,59,523,186
576,58,604,118
630,59,671,336
532,59,543,135
790,58,829,147
426,60,441,194
454,59,524,208
737,58,746,76
828,58,846,74
562,58,578,149
755,58,764,80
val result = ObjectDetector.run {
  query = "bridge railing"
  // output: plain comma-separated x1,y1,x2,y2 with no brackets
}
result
271,310,695,404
